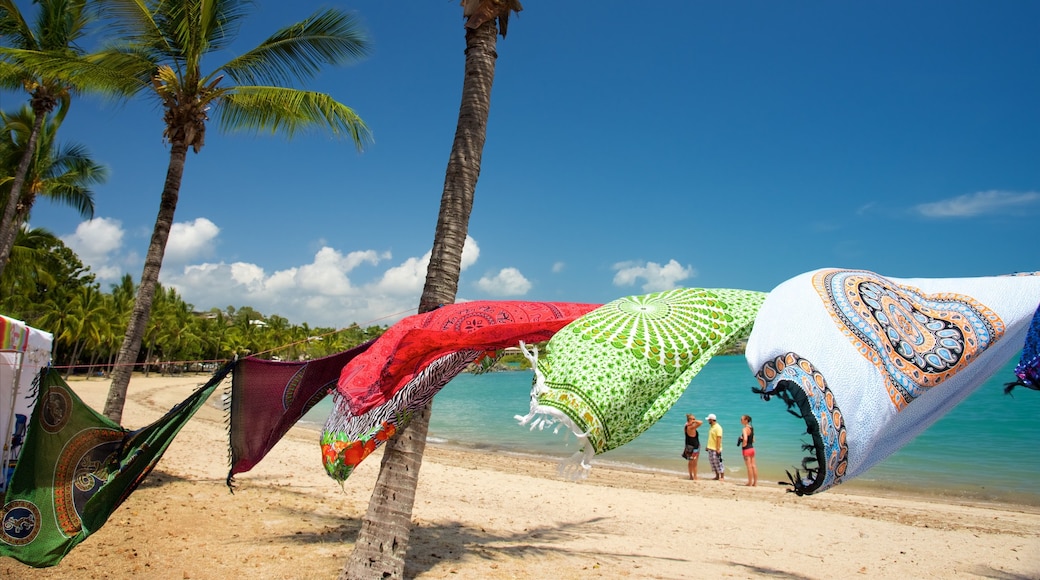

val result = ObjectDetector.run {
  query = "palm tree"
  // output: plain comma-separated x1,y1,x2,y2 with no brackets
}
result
0,104,105,230
0,225,62,316
0,0,103,277
42,1,374,422
343,2,521,577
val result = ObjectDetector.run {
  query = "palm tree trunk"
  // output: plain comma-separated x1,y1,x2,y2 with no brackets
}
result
65,340,84,380
103,141,188,423
0,108,46,277
342,18,499,580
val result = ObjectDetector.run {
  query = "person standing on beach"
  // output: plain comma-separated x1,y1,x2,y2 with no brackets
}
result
738,414,757,486
706,414,724,480
682,414,703,480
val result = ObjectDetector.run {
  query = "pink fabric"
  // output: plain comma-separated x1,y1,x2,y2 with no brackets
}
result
337,301,600,414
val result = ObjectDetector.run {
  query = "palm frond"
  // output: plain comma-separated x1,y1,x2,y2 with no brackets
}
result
1,47,152,96
196,0,251,53
0,61,27,90
221,9,369,87
36,0,91,52
0,0,36,48
33,178,97,219
92,0,172,53
216,86,371,150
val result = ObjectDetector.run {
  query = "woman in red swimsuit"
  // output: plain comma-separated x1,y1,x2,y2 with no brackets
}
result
738,414,757,487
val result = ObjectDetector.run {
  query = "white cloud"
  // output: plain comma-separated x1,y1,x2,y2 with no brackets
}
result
61,217,128,280
612,259,695,292
159,234,483,328
552,261,565,273
165,218,220,263
460,235,480,270
476,267,531,296
295,247,387,295
915,190,1040,218
56,216,497,327
374,235,480,295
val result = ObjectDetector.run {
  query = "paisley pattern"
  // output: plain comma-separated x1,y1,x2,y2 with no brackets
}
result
518,288,767,476
813,269,1002,410
746,268,1040,496
754,353,848,494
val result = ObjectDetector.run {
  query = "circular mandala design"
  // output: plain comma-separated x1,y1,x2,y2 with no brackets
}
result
1,500,41,546
39,385,73,433
575,288,732,370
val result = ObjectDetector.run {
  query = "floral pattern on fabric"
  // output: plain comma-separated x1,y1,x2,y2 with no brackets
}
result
322,350,480,482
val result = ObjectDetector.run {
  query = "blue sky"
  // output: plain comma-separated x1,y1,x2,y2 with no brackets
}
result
15,1,1040,328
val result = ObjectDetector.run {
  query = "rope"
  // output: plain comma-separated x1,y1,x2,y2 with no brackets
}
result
44,307,417,372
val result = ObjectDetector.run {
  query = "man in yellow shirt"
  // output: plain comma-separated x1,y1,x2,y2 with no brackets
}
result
706,413,724,480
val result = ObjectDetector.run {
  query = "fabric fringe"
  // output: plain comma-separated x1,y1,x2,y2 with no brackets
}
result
514,341,593,481
223,356,237,491
753,381,823,495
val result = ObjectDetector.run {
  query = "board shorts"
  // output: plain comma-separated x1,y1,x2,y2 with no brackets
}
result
682,445,699,459
743,448,755,458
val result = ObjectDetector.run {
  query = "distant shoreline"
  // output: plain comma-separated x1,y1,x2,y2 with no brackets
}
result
291,417,1040,512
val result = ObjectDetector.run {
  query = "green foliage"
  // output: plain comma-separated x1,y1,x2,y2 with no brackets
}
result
0,234,386,375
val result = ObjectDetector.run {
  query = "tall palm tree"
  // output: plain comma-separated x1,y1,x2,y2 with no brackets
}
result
0,0,103,277
343,2,521,577
0,104,105,228
37,1,374,422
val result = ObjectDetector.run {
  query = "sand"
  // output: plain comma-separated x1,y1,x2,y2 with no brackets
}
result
1,373,1038,580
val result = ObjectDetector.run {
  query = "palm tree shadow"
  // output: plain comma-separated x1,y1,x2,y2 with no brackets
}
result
136,469,190,489
268,515,676,576
401,516,686,578
964,566,1038,580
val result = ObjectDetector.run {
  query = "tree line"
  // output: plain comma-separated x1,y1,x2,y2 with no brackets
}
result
1,1,520,576
0,232,385,378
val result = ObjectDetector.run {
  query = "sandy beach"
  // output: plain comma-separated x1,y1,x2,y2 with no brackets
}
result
2,373,1038,580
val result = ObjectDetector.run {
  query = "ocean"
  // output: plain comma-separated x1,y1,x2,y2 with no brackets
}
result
302,354,1040,506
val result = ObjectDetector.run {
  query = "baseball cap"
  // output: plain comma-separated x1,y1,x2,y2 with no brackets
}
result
706,413,716,421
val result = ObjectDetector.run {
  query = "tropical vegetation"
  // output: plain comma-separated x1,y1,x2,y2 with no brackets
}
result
0,0,110,278
0,104,104,228
2,0,374,422
0,235,386,379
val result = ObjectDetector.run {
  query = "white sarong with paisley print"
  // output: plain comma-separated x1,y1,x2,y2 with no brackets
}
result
745,268,1040,495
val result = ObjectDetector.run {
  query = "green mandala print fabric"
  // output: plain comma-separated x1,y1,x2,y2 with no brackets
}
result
517,288,766,474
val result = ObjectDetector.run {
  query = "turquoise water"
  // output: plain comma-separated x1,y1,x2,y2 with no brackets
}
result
303,355,1040,506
